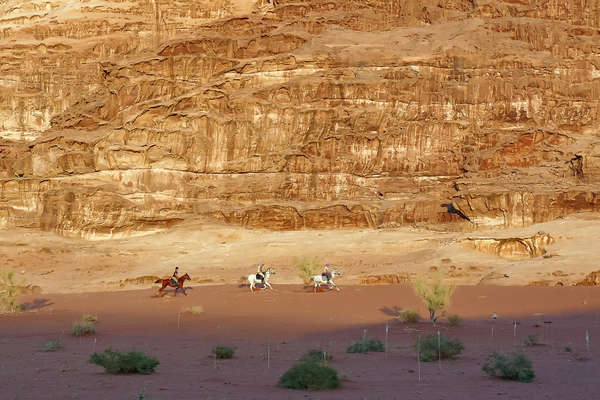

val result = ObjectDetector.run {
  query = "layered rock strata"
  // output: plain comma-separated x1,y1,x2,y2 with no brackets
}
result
1,0,600,236
464,232,554,259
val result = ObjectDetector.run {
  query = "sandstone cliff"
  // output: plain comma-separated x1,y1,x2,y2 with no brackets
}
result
1,0,600,237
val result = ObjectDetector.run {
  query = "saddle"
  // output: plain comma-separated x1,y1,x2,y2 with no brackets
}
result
321,273,331,282
256,273,264,281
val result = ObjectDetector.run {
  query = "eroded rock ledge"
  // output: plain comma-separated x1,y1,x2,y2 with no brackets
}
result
464,232,554,259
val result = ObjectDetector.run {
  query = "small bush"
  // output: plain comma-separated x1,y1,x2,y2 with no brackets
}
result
0,271,25,313
188,305,204,315
565,346,572,352
448,314,462,327
279,362,340,390
482,351,535,382
295,256,321,285
301,349,333,363
72,322,95,336
83,315,98,324
416,334,464,362
73,314,98,336
90,349,159,375
397,309,420,323
347,339,385,353
212,345,235,359
524,334,539,347
43,339,63,352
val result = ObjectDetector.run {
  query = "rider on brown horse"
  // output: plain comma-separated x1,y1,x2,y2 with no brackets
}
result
170,266,179,285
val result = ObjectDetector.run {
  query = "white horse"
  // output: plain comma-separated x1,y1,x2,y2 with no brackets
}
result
247,267,275,292
310,269,341,292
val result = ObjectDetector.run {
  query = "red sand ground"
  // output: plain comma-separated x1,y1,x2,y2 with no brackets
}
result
2,285,600,399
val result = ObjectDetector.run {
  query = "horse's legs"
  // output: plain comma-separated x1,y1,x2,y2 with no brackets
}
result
265,282,273,290
249,280,254,292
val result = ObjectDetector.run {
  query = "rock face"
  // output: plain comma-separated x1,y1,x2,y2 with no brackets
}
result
464,232,554,259
576,271,600,286
1,0,600,237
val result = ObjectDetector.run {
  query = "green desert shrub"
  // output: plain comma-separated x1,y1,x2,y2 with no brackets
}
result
278,362,340,390
43,339,63,352
482,351,535,382
346,338,385,354
397,309,420,323
0,271,25,313
295,256,321,285
524,334,540,347
412,273,455,324
72,322,95,336
212,345,235,359
301,349,333,363
90,349,159,375
72,314,98,336
448,314,462,327
416,334,464,362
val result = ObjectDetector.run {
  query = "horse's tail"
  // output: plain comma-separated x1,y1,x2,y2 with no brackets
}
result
154,279,162,284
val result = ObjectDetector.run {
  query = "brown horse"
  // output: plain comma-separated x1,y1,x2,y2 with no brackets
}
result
154,273,191,296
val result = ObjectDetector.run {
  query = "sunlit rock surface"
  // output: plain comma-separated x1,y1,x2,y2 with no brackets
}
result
1,0,600,237
464,232,554,259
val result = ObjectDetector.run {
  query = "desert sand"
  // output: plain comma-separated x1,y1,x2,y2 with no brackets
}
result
2,285,600,399
2,213,600,399
1,212,600,294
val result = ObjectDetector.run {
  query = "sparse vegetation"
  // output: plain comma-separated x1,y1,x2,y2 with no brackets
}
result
42,339,63,352
448,314,462,327
524,334,540,347
301,349,333,363
72,322,95,336
72,315,98,336
90,349,159,375
347,338,385,353
278,362,340,390
416,334,464,362
212,345,235,359
295,256,321,285
188,305,204,315
83,314,98,324
482,351,535,382
412,273,455,325
565,346,572,352
0,271,25,313
397,309,420,323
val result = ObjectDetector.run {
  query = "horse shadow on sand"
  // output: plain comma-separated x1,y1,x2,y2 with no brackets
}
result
379,306,403,317
21,298,53,311
151,286,194,298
